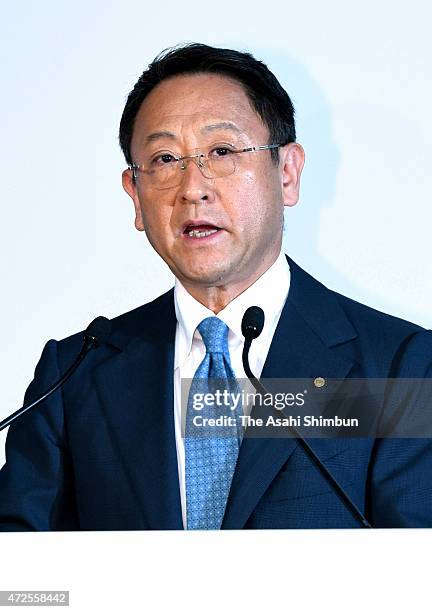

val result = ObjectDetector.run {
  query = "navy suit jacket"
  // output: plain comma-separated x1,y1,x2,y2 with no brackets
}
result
0,257,431,530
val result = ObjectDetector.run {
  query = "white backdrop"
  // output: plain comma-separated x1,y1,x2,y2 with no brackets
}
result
1,0,431,470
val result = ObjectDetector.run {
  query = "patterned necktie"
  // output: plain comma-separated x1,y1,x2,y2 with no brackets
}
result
185,316,243,530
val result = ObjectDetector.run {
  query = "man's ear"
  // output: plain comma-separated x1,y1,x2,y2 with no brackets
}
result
122,169,145,231
279,142,305,207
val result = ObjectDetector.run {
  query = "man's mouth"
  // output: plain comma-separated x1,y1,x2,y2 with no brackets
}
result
182,221,222,239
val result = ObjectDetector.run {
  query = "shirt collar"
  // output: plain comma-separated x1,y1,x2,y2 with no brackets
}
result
174,250,290,368
174,280,214,368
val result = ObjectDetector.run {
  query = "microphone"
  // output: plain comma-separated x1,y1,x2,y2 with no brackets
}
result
241,306,265,340
241,307,372,528
0,316,112,433
241,307,267,388
81,316,112,351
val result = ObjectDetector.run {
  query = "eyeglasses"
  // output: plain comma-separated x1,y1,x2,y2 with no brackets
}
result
129,143,282,189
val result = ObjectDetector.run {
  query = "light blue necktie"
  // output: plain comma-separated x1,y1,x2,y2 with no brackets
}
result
185,317,243,530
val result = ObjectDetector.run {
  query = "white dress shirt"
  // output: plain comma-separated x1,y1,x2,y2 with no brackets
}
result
173,250,291,527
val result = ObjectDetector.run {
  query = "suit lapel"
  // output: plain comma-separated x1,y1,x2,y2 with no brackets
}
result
222,258,359,529
93,290,183,530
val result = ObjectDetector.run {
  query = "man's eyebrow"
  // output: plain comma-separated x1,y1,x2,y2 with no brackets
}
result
144,130,177,143
201,122,242,134
143,123,241,144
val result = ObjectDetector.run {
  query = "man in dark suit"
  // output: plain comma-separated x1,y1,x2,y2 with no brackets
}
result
0,43,431,530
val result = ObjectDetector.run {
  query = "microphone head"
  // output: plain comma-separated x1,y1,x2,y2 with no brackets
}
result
84,316,112,346
241,306,265,340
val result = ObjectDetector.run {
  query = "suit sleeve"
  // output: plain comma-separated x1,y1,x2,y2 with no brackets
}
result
0,340,79,531
369,330,432,527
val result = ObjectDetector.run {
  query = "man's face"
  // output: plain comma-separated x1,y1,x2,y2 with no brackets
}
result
122,73,304,294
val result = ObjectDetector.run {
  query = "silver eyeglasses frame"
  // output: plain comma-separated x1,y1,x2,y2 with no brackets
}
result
128,143,283,186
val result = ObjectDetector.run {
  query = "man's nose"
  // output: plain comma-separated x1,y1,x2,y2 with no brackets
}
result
176,157,215,204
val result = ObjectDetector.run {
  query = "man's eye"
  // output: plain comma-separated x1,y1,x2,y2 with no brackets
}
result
210,147,233,158
151,153,177,165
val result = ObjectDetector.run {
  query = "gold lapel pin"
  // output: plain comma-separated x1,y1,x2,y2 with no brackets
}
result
314,377,326,388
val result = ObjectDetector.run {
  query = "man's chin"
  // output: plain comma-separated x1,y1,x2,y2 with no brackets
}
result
176,261,235,288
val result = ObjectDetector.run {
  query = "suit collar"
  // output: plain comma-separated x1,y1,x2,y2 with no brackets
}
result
286,256,357,348
105,289,176,351
104,256,357,352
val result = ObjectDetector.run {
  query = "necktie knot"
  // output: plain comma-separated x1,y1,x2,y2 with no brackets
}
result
197,316,229,354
